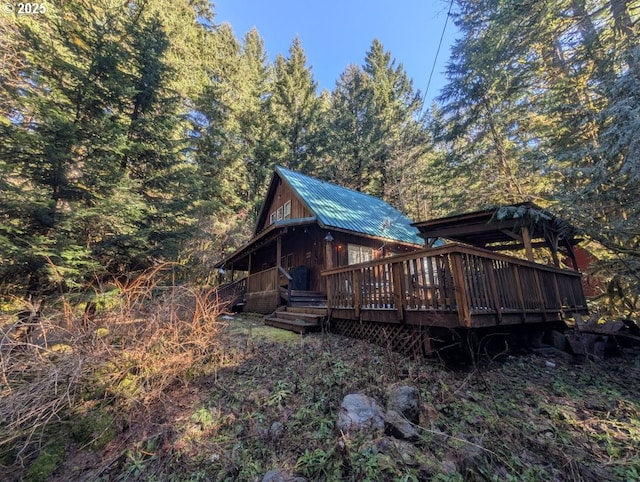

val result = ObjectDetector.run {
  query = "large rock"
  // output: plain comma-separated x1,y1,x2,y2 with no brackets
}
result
386,385,420,424
336,394,385,434
376,437,420,466
384,409,419,441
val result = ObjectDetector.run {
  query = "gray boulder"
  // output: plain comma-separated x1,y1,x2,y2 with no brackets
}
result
268,421,284,441
337,394,385,434
386,385,420,424
384,409,419,441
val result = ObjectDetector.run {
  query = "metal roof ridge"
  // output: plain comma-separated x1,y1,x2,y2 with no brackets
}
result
275,165,395,204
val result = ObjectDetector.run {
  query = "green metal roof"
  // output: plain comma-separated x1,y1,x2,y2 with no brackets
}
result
276,166,424,246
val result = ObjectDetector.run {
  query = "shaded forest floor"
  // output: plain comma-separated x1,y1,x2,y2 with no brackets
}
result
2,312,640,481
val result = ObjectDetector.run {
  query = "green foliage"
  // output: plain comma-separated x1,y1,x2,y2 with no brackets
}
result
0,0,209,294
24,442,66,482
432,0,639,314
295,447,342,480
190,405,218,431
70,405,117,450
323,39,425,213
268,37,323,173
267,380,292,407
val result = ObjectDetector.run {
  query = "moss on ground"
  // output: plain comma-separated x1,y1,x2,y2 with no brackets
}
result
6,312,640,481
24,442,66,482
70,403,118,450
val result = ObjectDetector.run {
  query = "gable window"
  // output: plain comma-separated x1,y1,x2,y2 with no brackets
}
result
283,200,291,220
276,206,284,221
347,244,373,265
270,212,276,225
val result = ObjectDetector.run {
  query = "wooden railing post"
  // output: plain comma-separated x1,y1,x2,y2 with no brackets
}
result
451,253,471,328
392,261,405,322
533,270,546,316
551,273,562,310
353,270,362,318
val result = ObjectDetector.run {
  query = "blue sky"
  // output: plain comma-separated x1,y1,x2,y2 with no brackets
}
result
212,0,458,105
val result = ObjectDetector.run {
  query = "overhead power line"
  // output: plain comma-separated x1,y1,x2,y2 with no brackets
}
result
421,0,454,112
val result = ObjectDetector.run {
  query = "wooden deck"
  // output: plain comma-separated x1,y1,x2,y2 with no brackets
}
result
322,244,587,329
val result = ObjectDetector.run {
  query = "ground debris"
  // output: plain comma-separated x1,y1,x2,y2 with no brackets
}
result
6,313,639,482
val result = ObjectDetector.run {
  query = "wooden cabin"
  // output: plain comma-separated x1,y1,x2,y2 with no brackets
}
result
215,166,425,314
215,170,588,355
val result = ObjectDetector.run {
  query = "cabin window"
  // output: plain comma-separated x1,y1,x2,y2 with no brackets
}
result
283,200,291,219
281,253,294,271
269,212,276,225
276,206,284,221
347,244,373,265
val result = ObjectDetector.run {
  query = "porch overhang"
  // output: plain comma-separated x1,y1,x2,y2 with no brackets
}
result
215,217,317,271
412,202,581,268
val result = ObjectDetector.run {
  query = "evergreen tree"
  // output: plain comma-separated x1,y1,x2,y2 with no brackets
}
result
548,0,640,312
0,0,210,295
324,40,424,213
362,39,423,202
325,64,376,191
434,0,559,212
434,0,639,312
268,37,322,172
187,25,270,274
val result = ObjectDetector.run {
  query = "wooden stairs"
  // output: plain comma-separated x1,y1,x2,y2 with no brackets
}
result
264,305,327,334
280,288,327,307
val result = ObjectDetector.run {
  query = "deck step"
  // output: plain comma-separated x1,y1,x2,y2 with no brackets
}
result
264,305,328,334
290,299,327,307
281,306,328,316
279,288,327,306
275,310,324,322
264,316,320,334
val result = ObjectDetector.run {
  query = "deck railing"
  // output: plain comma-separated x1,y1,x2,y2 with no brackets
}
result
213,277,247,306
247,267,279,293
322,245,587,328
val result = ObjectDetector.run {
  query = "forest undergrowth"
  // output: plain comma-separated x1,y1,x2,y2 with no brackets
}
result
1,272,639,481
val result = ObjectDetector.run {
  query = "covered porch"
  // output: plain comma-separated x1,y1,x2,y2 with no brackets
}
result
215,219,329,313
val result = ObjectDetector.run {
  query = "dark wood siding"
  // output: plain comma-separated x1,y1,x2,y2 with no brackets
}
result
329,231,417,267
281,225,324,291
247,226,422,296
259,178,312,232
